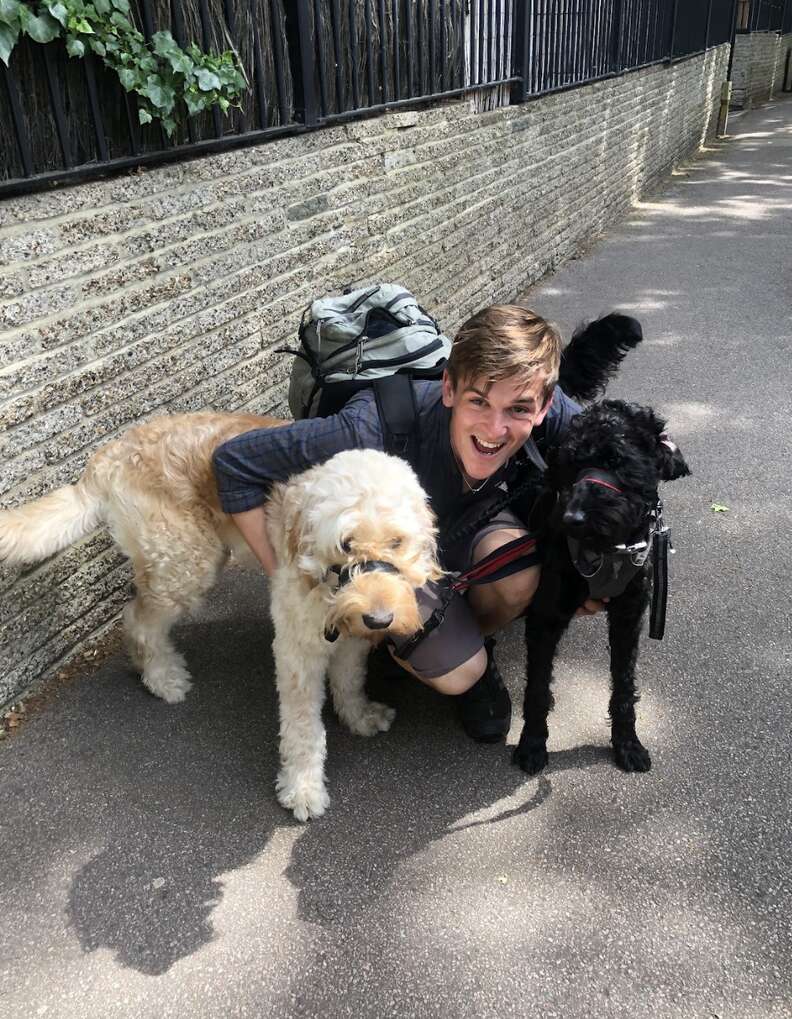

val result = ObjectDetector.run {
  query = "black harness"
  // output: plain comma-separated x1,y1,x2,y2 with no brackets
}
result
567,469,673,640
322,560,401,642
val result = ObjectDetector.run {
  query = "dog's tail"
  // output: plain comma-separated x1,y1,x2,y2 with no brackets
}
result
0,480,103,567
558,313,643,403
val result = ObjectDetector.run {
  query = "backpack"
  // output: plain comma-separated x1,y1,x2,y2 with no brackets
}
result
280,284,452,459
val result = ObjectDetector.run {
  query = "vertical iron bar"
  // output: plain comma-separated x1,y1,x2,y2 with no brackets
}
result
611,0,624,71
392,0,400,100
251,14,270,128
41,45,74,168
667,0,679,59
488,0,494,80
170,0,196,141
428,0,436,91
379,0,388,103
197,0,224,136
440,0,447,90
469,0,477,87
330,0,345,111
417,0,426,92
705,0,714,47
406,0,415,96
295,0,320,122
0,63,34,176
270,0,291,122
82,52,109,162
494,0,501,81
349,0,361,109
313,0,329,116
477,0,485,85
365,0,375,105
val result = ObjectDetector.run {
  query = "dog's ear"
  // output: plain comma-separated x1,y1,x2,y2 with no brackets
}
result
657,433,691,481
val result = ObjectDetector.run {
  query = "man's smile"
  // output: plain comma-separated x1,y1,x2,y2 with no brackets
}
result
472,435,507,456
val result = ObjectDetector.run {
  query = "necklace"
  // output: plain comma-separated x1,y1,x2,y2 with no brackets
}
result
451,443,490,493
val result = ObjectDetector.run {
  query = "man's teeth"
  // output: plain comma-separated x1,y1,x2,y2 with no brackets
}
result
473,436,505,453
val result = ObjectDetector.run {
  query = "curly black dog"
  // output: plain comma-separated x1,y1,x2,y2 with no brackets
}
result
513,398,690,776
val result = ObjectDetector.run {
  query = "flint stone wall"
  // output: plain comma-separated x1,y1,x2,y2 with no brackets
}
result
0,44,729,705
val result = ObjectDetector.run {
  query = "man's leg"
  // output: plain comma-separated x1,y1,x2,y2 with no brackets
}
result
467,526,541,634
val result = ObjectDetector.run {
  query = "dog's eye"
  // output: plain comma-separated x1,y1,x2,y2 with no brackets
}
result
390,537,402,550
340,537,353,553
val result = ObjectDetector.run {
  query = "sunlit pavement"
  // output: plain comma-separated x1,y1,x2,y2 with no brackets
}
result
2,97,791,1019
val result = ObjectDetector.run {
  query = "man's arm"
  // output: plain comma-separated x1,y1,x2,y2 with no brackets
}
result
231,505,277,576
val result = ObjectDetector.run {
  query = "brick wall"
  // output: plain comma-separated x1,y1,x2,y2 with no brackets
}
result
731,31,792,108
0,45,729,706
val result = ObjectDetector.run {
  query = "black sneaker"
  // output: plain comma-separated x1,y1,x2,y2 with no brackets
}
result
459,639,512,743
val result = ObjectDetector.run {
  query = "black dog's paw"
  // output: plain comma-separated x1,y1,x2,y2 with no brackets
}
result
612,739,652,773
512,736,549,775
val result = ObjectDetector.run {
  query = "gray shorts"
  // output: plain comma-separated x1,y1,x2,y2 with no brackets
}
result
388,508,529,681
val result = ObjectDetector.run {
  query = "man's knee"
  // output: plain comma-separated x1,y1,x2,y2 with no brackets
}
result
420,646,488,696
490,564,541,618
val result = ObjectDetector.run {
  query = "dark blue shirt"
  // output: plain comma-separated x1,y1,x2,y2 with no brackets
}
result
213,381,580,521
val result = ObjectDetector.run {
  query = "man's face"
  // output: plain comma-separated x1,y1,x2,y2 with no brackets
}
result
442,371,552,482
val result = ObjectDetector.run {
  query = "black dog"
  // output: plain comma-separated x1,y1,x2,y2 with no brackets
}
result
513,398,690,776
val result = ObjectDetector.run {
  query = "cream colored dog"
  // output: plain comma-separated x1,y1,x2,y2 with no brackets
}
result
0,413,441,820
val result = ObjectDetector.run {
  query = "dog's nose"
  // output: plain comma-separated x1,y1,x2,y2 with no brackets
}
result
563,508,587,528
362,611,394,630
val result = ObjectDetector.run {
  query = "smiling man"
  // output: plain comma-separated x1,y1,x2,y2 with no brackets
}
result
213,305,580,742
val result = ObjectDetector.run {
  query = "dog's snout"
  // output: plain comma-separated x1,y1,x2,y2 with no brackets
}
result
563,508,587,528
362,611,394,631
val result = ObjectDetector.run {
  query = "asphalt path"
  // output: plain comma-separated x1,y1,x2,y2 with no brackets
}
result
2,98,791,1018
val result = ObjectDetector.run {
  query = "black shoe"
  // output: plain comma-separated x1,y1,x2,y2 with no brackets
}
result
459,639,512,743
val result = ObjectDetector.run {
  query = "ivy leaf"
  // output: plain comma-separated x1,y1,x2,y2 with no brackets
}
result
183,89,207,115
161,114,176,136
0,0,21,25
25,12,62,43
109,0,129,10
0,20,18,64
109,10,132,30
117,66,137,90
195,67,221,91
68,15,94,33
151,30,177,57
88,35,104,55
47,2,68,27
138,107,152,125
92,0,111,12
65,33,84,56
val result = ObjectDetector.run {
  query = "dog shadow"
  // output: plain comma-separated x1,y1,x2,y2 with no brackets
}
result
283,667,614,927
61,601,612,975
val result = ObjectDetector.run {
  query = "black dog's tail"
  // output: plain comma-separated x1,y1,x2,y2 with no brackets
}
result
558,313,643,403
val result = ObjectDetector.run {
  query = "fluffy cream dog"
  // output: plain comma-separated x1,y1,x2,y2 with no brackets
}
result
0,413,441,820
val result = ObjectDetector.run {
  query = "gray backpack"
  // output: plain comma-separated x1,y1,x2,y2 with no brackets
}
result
280,283,452,459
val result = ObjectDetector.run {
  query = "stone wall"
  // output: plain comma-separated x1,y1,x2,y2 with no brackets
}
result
0,45,730,706
731,31,792,108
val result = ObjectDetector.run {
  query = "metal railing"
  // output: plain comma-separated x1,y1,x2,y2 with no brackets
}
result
736,0,791,32
1,0,738,198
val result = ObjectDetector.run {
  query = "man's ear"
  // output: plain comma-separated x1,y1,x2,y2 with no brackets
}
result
441,368,456,408
657,433,691,481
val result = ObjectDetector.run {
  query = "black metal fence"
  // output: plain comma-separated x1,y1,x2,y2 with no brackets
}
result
1,0,737,197
736,0,791,32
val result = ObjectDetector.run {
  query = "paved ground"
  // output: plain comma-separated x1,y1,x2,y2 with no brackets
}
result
2,99,791,1019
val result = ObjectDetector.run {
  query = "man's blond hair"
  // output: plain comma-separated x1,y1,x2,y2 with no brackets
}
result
446,305,562,402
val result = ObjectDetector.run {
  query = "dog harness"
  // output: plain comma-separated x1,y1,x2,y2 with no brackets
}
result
322,560,401,642
567,468,673,640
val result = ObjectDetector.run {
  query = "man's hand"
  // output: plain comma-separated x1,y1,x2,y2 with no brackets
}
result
575,597,609,617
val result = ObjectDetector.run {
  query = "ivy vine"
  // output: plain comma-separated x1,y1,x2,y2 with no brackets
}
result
0,0,247,135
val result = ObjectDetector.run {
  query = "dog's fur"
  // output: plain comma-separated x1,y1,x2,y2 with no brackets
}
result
0,414,440,820
513,398,690,776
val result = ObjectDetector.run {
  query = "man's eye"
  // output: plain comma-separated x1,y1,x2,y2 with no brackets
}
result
512,406,533,417
470,397,486,407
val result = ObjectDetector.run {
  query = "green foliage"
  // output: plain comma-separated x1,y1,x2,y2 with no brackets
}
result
0,0,247,135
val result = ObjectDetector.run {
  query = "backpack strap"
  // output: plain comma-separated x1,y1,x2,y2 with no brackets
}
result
373,374,419,466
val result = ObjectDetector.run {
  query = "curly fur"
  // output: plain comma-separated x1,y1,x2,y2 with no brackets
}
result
0,415,440,821
513,400,691,776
